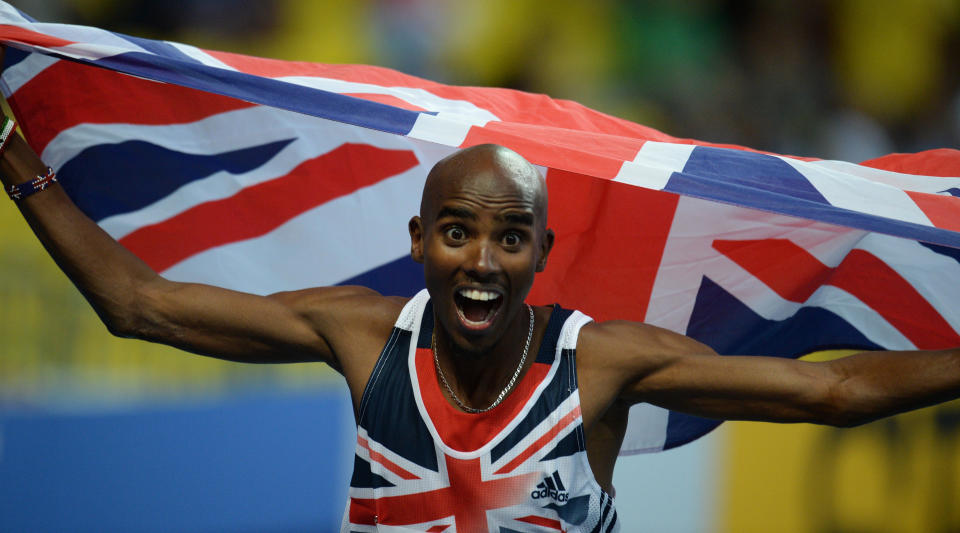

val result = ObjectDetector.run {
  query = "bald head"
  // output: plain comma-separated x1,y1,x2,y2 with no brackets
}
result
420,144,548,228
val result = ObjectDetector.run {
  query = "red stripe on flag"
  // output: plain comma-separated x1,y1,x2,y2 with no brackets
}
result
358,437,419,481
119,144,418,272
461,123,632,179
861,148,960,177
495,405,581,475
712,239,833,303
529,170,679,322
0,24,75,48
204,49,442,87
8,59,253,154
714,239,960,349
830,250,960,349
905,191,960,232
344,93,428,112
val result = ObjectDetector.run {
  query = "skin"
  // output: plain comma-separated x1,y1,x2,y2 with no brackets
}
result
2,130,959,494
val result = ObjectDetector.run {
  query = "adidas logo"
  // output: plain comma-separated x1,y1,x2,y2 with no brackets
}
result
530,471,570,502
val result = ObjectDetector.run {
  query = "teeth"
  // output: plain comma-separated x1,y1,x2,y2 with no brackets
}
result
459,288,500,301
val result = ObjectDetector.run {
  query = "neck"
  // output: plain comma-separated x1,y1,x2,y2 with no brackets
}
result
433,305,536,410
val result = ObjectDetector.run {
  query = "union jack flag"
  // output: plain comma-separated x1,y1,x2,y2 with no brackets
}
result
1,2,959,455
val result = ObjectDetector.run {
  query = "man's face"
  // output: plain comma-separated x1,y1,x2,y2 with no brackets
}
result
409,147,552,355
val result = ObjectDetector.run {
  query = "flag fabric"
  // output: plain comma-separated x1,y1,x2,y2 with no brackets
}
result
2,2,959,454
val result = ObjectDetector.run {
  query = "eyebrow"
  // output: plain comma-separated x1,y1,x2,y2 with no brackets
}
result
436,206,476,221
497,211,534,226
435,206,535,226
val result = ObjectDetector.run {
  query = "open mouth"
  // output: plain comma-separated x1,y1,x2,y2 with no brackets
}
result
454,288,503,329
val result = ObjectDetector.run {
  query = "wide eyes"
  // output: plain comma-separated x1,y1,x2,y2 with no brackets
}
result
502,232,521,247
441,226,524,248
445,226,467,242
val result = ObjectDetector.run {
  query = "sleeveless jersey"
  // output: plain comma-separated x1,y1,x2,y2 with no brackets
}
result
341,289,620,533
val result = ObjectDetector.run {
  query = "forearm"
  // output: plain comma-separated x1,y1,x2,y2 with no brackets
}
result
1,132,160,334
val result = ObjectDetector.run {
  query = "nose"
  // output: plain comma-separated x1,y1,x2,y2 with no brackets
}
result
464,238,500,279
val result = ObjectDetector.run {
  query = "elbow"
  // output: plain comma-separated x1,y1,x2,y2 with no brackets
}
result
99,280,164,340
102,312,142,339
802,364,856,427
813,372,874,428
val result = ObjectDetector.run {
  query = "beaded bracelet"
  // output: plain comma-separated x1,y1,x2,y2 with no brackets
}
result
6,167,58,201
0,116,16,157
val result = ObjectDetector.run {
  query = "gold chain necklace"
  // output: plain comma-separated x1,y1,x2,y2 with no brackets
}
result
432,304,534,413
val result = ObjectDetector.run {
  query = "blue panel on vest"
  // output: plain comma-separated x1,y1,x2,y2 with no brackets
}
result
540,429,581,461
491,309,575,463
359,329,439,472
543,494,589,525
351,455,396,489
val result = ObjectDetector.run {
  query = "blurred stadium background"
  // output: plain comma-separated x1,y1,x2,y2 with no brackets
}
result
2,1,959,531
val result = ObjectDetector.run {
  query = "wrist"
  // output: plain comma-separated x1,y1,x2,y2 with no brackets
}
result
0,126,50,187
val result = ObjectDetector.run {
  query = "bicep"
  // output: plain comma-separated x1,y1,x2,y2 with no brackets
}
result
134,280,363,366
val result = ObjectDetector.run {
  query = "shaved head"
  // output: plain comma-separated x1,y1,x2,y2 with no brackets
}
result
420,144,548,228
408,143,554,357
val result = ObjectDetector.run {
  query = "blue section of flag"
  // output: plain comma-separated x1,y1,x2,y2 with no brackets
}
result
58,47,423,136
686,276,881,357
2,44,28,70
681,147,829,205
338,255,425,298
664,275,884,449
118,34,204,65
942,187,960,197
665,148,960,250
921,242,960,264
664,414,722,451
59,138,294,221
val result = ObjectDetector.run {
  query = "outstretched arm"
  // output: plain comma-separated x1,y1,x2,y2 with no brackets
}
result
0,118,397,379
579,320,960,427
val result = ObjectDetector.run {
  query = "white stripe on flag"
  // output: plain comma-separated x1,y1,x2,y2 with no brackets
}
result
0,51,57,95
0,2,31,24
805,285,916,350
614,141,695,191
274,75,501,122
857,234,960,336
168,42,238,71
779,156,934,227
812,159,960,193
161,164,425,294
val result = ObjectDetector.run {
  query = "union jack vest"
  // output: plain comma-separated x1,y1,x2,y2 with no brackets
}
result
342,289,620,533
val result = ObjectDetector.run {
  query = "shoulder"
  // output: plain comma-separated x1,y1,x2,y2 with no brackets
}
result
269,285,407,324
270,285,407,360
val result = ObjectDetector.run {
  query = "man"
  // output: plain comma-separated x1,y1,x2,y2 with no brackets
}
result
2,121,959,531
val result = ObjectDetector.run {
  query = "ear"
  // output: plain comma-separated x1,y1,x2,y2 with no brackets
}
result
535,228,554,272
409,216,425,264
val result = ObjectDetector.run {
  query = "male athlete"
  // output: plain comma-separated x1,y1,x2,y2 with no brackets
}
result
2,118,959,531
